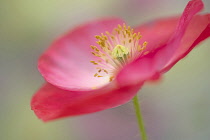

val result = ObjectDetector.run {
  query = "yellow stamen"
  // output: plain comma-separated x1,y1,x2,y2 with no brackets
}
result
143,41,148,47
103,69,108,74
94,73,98,77
109,76,114,82
90,24,148,82
143,51,149,55
91,86,97,89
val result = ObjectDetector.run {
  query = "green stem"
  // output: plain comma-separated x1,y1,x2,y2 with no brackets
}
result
133,95,148,140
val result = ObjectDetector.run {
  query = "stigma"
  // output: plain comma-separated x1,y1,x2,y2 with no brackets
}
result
90,24,148,81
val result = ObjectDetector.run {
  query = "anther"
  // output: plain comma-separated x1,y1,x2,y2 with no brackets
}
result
90,24,148,83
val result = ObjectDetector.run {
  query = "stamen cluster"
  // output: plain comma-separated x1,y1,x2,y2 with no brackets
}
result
90,24,148,81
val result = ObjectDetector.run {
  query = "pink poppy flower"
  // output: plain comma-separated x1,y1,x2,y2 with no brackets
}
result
31,0,210,122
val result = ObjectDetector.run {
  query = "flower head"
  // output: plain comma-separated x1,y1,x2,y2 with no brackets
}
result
31,0,210,122
90,24,148,82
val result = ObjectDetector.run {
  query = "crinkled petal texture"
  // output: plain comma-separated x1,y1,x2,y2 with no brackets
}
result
117,0,210,86
32,0,210,122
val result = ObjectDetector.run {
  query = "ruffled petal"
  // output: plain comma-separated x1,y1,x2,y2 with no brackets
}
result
31,83,142,121
117,0,207,86
38,18,124,91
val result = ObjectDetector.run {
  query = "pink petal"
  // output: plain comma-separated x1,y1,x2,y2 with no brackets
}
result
117,0,208,86
38,18,124,91
31,83,142,121
134,16,179,53
161,14,210,72
154,0,206,70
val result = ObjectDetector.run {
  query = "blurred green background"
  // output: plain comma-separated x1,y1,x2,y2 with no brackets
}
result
0,0,210,140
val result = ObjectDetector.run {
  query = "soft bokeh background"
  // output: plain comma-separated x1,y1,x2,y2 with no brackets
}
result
1,0,210,140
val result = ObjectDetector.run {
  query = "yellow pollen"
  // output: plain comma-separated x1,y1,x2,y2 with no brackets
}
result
103,69,108,74
109,76,114,82
94,73,98,77
91,86,97,89
90,23,148,82
143,51,149,55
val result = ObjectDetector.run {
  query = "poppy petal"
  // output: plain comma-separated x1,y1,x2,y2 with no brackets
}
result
161,14,210,72
117,0,206,86
31,83,142,121
134,16,179,53
38,18,124,91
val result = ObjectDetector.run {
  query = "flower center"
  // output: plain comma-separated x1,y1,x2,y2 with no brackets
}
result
112,45,129,58
90,24,148,82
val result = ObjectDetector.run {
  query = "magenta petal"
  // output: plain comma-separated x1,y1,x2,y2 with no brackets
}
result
38,18,124,91
31,83,142,121
117,0,207,86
